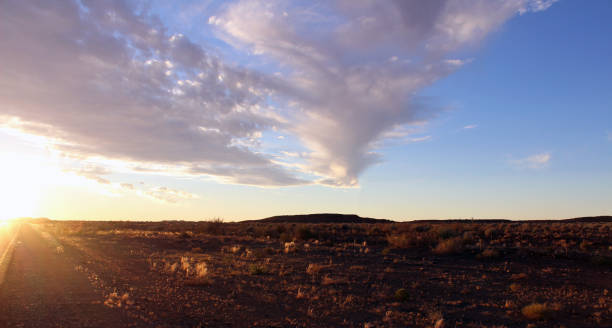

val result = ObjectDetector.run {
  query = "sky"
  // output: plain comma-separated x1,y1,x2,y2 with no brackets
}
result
0,0,610,221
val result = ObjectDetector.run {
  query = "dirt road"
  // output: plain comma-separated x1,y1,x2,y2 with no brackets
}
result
0,224,136,327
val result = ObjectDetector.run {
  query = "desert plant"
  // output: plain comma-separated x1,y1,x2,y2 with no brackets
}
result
521,303,550,320
249,263,268,275
433,236,464,255
180,256,192,274
195,262,208,278
394,288,409,302
297,226,316,240
284,241,297,254
306,263,324,276
478,248,500,259
204,218,224,235
164,262,178,274
436,226,458,239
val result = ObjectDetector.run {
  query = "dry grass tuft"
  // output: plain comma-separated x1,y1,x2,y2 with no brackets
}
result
433,237,464,255
521,302,551,320
249,263,268,275
284,241,297,254
194,262,208,278
306,263,324,276
479,248,499,259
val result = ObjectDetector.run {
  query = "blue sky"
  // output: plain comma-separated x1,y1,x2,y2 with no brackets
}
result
0,0,610,220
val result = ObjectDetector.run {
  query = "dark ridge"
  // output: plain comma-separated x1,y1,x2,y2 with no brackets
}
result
251,213,393,224
563,216,612,223
409,219,512,224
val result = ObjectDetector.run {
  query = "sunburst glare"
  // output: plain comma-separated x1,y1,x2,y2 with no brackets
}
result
0,153,58,221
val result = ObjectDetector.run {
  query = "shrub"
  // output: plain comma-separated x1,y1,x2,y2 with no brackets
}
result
394,288,409,302
433,237,464,255
306,263,324,276
436,226,458,240
204,218,224,235
180,256,192,274
386,233,413,248
521,303,550,320
478,248,500,259
284,241,297,254
164,262,178,273
195,262,208,278
484,227,499,240
297,226,316,240
249,263,268,275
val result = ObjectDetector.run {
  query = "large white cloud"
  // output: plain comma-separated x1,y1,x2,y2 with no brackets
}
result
0,0,556,187
212,0,556,186
0,0,307,186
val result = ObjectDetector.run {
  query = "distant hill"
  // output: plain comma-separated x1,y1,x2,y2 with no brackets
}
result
252,213,393,224
563,216,612,223
13,217,52,224
409,219,512,224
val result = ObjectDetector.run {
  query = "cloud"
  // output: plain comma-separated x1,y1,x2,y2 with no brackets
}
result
145,186,198,204
463,124,478,130
62,162,198,203
213,0,555,186
69,165,111,185
519,0,559,14
0,0,294,185
0,0,557,187
409,136,432,143
510,152,551,169
120,183,135,190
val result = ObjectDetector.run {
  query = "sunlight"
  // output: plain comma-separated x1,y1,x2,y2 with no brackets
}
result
0,153,57,221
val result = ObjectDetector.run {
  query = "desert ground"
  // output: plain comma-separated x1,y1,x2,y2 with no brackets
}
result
0,215,610,327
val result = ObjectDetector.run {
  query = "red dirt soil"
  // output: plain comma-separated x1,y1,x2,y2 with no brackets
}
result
0,224,137,327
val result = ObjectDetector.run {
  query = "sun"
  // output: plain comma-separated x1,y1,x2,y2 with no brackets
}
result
0,154,50,221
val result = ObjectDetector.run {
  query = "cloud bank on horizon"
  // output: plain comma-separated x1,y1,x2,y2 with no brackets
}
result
0,0,557,188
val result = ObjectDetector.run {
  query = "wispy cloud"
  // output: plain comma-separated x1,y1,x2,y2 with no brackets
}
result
510,152,551,169
144,186,199,204
463,124,478,130
409,136,432,143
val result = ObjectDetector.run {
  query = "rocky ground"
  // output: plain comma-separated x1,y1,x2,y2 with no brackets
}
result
0,219,610,327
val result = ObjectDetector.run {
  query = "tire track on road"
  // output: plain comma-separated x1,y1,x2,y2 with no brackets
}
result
0,222,20,287
0,223,139,327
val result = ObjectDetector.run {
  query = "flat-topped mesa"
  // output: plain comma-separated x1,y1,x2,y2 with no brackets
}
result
250,213,393,224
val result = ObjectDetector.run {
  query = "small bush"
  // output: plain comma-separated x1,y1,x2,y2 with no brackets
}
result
249,263,268,275
433,237,464,255
415,225,431,233
394,288,409,302
387,233,413,248
297,226,316,240
521,303,550,320
478,248,500,259
195,262,208,278
437,227,458,240
306,263,324,276
484,227,499,239
204,218,224,235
